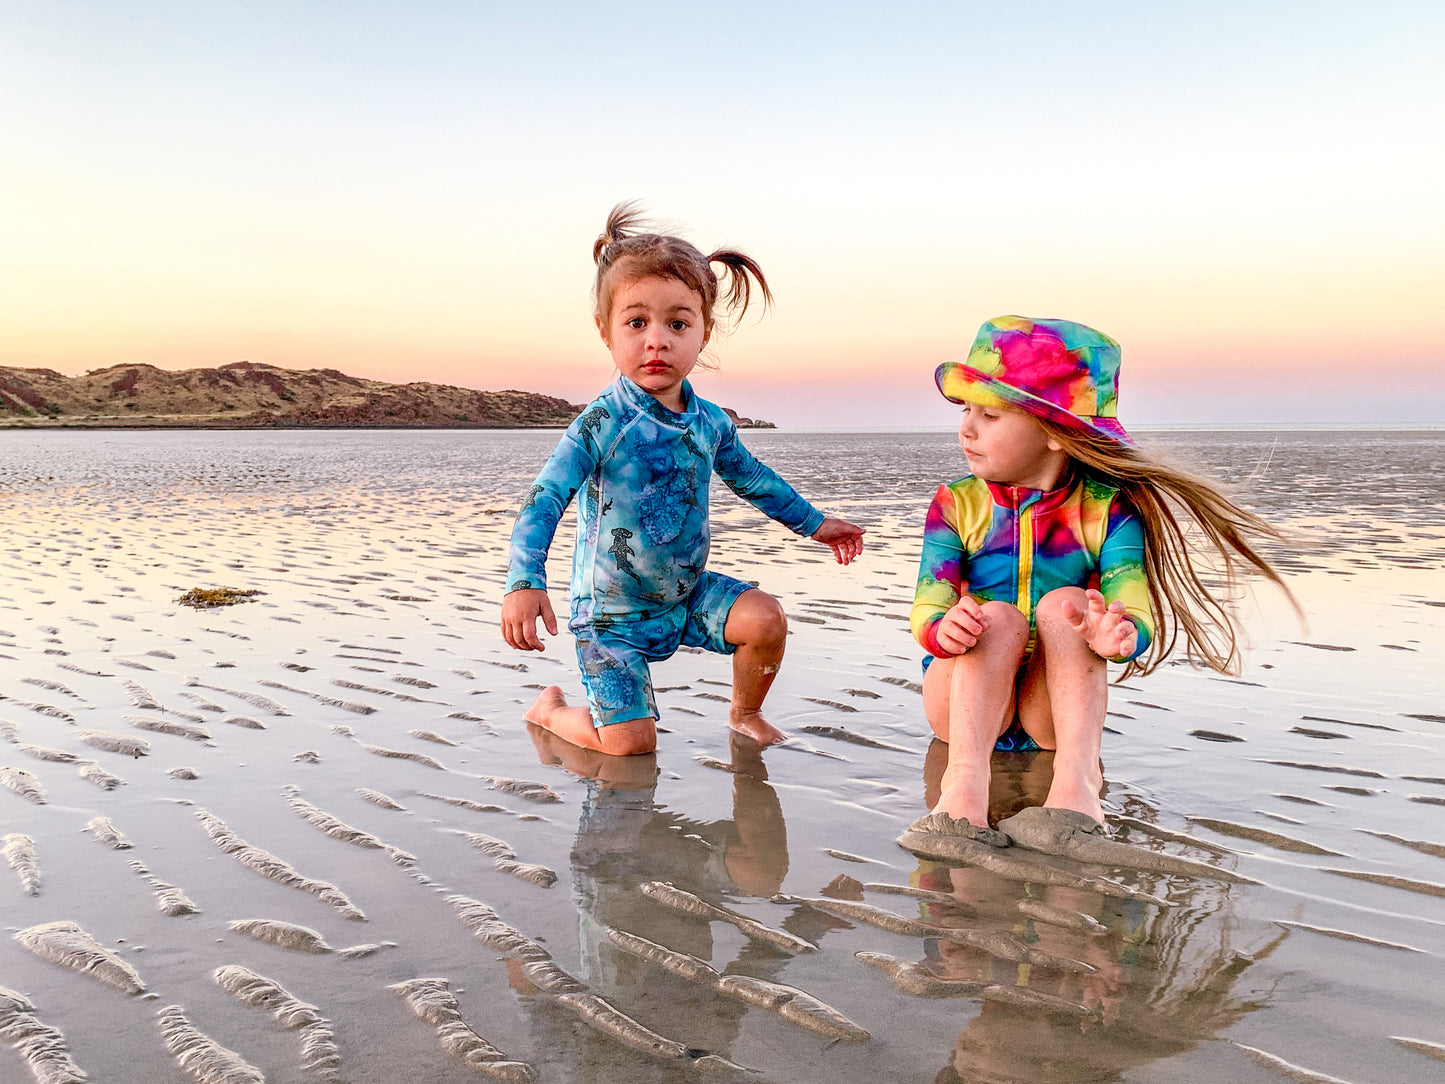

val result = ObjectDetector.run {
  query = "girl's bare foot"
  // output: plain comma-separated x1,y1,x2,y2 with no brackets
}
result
929,763,991,827
525,685,568,726
729,709,787,746
1043,777,1106,827
929,787,991,829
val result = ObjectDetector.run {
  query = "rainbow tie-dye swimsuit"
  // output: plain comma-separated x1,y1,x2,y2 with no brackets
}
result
911,473,1154,664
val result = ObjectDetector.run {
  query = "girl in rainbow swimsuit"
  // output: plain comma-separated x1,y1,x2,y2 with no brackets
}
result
907,316,1293,849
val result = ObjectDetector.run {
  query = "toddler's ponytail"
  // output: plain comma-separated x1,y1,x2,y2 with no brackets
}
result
590,202,772,336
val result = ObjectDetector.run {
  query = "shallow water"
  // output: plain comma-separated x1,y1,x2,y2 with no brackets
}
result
1,427,1442,1083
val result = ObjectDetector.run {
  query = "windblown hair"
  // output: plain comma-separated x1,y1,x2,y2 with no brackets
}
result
1039,419,1297,679
592,201,772,335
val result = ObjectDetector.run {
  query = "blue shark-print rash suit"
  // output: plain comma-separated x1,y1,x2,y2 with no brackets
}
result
506,375,824,718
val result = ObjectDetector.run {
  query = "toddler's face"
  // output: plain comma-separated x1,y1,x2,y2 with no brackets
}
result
957,403,1067,490
597,275,709,412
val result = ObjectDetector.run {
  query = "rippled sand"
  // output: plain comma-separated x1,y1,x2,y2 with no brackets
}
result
1,427,1442,1083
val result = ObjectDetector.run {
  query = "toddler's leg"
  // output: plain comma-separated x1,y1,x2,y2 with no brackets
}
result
524,690,657,755
524,627,659,755
1018,586,1108,824
723,589,789,746
922,601,1029,825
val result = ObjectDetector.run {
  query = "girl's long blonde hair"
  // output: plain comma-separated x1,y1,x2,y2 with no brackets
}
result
1041,419,1297,679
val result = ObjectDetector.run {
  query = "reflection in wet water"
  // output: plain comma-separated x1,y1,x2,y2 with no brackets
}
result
0,427,1441,1082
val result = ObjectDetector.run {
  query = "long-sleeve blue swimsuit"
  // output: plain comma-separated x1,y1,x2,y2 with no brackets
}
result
505,375,823,724
507,374,824,616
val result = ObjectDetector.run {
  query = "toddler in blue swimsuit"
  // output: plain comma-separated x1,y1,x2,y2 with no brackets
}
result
501,203,865,756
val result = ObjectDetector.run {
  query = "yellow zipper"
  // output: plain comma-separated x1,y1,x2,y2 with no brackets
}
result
1016,501,1034,620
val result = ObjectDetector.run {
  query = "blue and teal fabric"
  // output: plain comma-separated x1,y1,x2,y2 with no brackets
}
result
507,374,824,620
506,374,824,724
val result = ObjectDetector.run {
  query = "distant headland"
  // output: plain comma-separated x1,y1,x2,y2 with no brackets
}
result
0,362,775,429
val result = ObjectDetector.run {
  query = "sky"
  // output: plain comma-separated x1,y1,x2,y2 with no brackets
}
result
3,1,1443,427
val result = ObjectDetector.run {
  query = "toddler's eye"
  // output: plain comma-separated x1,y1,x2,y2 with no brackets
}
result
669,320,688,331
627,318,646,329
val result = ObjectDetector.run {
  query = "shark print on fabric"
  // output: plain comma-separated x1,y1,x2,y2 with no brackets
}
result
506,374,824,628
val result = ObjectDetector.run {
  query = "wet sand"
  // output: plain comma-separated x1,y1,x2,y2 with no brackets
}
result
1,427,1443,1083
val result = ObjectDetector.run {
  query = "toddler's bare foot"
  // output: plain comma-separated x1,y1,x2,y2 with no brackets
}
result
525,685,567,727
729,709,787,747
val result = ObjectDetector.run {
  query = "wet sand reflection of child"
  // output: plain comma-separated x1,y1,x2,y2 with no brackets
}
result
914,744,1286,1084
516,726,833,1063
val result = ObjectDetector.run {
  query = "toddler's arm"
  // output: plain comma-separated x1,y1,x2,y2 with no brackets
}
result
712,423,826,537
503,408,607,650
812,517,865,565
501,588,558,652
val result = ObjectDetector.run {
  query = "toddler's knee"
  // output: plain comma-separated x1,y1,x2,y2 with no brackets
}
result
598,721,658,756
731,590,787,644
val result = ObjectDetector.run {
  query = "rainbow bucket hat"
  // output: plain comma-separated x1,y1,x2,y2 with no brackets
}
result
935,315,1133,446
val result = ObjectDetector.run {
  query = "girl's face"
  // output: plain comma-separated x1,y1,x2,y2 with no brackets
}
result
597,275,709,412
957,403,1068,490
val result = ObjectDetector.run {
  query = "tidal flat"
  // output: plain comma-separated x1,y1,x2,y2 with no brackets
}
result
1,426,1442,1083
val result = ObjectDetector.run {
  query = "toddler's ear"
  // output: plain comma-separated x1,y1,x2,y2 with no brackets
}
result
1046,436,1064,452
595,314,611,347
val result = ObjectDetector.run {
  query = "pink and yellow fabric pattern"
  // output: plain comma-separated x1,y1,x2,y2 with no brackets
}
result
935,315,1133,445
910,472,1154,664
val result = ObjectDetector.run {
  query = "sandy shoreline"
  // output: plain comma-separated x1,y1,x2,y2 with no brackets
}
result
2,428,1443,1083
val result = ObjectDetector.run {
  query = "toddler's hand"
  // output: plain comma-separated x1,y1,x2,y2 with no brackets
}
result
501,588,558,652
1064,589,1137,660
935,596,987,655
812,518,865,565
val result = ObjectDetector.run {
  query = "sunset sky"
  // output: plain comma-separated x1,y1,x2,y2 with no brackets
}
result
3,2,1442,427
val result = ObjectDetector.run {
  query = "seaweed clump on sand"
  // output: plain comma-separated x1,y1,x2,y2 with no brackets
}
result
176,587,264,609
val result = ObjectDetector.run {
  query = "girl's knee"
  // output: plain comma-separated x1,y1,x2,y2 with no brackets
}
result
1035,587,1087,625
979,600,1029,641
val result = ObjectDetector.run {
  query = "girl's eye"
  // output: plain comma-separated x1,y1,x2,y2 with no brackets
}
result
627,318,645,329
669,320,688,332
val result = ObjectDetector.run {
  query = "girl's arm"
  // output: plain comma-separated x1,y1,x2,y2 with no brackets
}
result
910,484,970,657
1096,497,1154,662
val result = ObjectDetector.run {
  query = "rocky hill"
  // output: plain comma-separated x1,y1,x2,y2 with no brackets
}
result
0,361,776,429
0,361,586,428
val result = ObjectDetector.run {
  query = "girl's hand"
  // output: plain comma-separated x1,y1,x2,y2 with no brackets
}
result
501,588,558,651
935,596,988,655
1064,588,1138,660
812,518,865,564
